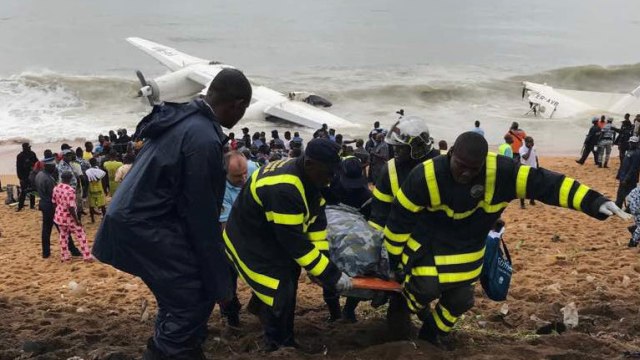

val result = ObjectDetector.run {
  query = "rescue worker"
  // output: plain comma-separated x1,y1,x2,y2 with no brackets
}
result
93,68,253,360
223,138,352,352
383,131,629,348
616,136,640,208
616,114,634,163
576,117,602,165
597,117,616,168
368,115,439,337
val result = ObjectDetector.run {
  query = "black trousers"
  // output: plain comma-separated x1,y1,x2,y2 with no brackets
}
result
40,203,80,258
616,181,637,208
619,146,628,164
18,179,35,209
578,143,599,164
218,262,240,319
253,267,300,348
142,277,215,359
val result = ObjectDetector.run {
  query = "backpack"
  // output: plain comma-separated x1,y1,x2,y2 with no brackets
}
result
480,235,512,301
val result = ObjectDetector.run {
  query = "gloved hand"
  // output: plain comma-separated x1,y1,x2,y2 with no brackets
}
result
599,201,632,220
335,272,353,292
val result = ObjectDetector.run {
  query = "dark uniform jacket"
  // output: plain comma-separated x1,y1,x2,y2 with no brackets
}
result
384,153,608,289
16,150,38,181
223,157,341,313
93,99,232,302
618,148,640,184
369,148,440,230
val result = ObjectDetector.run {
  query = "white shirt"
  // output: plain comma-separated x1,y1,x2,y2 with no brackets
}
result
519,145,537,168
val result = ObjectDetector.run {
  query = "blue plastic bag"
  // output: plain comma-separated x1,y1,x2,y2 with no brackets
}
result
480,235,512,301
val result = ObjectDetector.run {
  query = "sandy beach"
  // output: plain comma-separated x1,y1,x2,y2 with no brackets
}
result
2,156,640,359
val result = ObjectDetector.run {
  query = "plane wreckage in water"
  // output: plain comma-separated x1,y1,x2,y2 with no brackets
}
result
521,81,640,119
127,37,357,129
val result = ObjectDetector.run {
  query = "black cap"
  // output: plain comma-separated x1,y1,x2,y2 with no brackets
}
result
339,157,367,189
305,138,341,168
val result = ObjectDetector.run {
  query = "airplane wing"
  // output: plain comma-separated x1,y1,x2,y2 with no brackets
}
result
126,37,208,71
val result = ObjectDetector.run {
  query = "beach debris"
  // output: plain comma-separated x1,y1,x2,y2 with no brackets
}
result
515,240,525,251
551,234,561,242
123,283,138,291
586,275,595,283
536,321,567,335
561,302,579,329
500,303,509,316
140,298,150,322
68,281,86,297
571,270,578,276
555,253,567,261
76,307,90,314
622,275,631,286
477,320,487,328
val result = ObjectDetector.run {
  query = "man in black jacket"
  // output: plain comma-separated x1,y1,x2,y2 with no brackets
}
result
16,142,38,211
576,118,602,165
93,69,252,360
616,136,640,208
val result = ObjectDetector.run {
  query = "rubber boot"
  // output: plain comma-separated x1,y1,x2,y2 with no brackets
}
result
342,297,359,323
386,293,412,340
418,312,454,351
325,298,342,322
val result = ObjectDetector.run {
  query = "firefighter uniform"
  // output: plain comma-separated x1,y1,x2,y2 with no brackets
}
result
369,149,440,230
223,156,342,347
383,152,608,337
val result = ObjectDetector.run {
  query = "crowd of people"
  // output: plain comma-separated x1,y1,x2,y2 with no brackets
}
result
7,68,637,359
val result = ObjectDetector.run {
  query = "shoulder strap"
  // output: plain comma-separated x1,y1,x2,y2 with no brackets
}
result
500,238,512,264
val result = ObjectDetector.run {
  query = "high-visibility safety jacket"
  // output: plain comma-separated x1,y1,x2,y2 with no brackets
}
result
498,143,513,158
369,149,440,230
383,152,608,289
223,157,341,312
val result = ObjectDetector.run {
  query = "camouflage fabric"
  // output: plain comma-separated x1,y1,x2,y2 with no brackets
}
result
326,204,390,279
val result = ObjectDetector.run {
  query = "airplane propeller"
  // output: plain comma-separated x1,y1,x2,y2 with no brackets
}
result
135,70,155,106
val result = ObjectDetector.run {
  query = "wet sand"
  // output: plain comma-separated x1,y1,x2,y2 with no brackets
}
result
1,156,640,359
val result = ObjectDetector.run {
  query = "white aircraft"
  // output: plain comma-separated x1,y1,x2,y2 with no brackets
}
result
521,81,640,119
127,37,357,129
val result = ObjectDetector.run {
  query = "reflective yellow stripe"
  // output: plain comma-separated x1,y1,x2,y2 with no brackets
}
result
226,254,275,306
411,266,438,276
407,237,421,252
368,221,383,231
397,189,423,213
307,255,329,276
384,240,404,255
373,187,394,203
383,227,410,242
401,253,409,265
311,240,329,251
484,153,497,204
296,248,320,267
439,304,458,323
307,230,327,241
432,308,452,332
223,231,280,290
320,197,326,206
438,265,483,283
572,184,589,211
255,174,309,218
249,170,261,205
516,166,531,199
388,159,400,196
559,177,575,208
434,247,485,266
265,211,305,225
424,160,441,206
427,201,509,219
404,289,424,311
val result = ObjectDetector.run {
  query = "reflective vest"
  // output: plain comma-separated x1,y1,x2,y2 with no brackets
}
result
498,143,511,157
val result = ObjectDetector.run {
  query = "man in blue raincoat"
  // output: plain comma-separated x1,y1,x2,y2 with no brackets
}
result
93,68,252,359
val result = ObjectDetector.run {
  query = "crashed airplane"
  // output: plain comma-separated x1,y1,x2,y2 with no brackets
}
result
127,37,356,129
521,81,640,119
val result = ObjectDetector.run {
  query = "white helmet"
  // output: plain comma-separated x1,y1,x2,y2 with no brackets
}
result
385,115,433,159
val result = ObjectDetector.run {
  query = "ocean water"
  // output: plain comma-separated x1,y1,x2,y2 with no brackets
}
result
1,0,640,154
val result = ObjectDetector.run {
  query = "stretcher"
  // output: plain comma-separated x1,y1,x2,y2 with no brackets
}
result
351,277,402,292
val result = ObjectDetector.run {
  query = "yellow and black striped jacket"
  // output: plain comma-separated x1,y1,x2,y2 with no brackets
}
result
369,149,440,230
383,152,608,288
223,157,341,311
